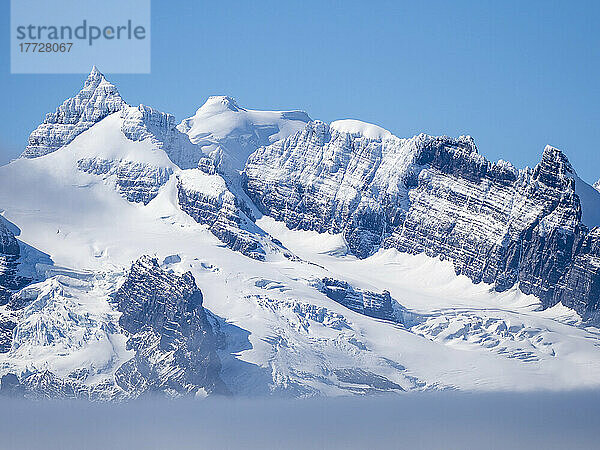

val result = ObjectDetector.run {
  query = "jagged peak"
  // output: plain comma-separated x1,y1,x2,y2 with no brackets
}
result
543,144,567,158
532,144,576,190
87,65,102,80
21,66,127,158
411,133,479,155
45,65,125,116
84,66,119,91
457,135,477,151
543,144,561,153
540,144,574,173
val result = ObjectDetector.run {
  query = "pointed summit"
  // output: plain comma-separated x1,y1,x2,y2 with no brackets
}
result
541,144,574,173
89,64,101,76
533,144,575,190
21,66,127,158
85,65,104,85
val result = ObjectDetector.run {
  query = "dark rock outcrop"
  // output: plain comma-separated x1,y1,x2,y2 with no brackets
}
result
319,278,394,320
113,256,227,397
0,220,28,305
553,228,600,320
177,170,266,260
0,319,16,353
77,157,173,205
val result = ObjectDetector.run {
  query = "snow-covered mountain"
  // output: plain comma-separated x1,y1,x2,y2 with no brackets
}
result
2,67,600,399
245,124,600,319
21,66,126,159
177,95,310,173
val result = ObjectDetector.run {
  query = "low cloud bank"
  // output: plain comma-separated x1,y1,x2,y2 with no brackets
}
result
1,392,599,449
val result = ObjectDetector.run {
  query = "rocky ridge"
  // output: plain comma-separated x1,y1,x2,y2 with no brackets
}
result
113,256,227,397
0,257,226,399
244,121,600,320
318,278,395,320
4,66,600,399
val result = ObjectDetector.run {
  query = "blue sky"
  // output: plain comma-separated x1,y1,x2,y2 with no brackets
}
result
2,0,599,182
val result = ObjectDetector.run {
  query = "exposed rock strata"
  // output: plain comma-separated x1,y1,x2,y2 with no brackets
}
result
245,122,600,318
113,256,227,397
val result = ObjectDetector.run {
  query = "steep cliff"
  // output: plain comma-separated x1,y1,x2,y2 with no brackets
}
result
113,256,227,397
244,121,600,318
0,219,26,306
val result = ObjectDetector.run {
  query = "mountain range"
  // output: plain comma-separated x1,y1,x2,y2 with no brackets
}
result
1,67,600,399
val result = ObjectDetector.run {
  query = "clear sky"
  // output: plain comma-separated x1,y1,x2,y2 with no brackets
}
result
1,0,599,183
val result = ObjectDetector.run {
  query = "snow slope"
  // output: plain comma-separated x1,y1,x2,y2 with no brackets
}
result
330,119,393,140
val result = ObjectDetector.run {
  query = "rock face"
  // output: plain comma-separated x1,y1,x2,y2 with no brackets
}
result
244,121,600,319
0,319,16,353
113,256,226,396
21,68,205,205
244,121,506,259
77,157,173,205
75,103,203,206
120,104,200,170
177,167,266,260
0,219,26,305
74,103,204,205
21,66,126,158
554,228,600,321
319,278,394,320
594,179,600,192
384,144,587,309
